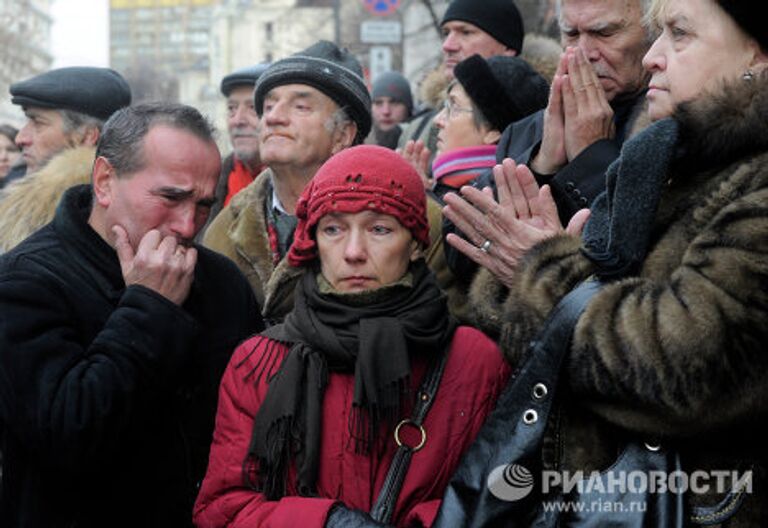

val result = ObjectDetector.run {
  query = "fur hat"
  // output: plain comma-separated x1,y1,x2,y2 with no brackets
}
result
372,71,413,116
288,145,429,267
220,63,270,96
454,54,549,132
10,67,131,120
441,0,524,53
716,1,768,52
254,40,371,144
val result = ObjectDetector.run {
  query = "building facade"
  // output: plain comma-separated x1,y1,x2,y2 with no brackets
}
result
206,0,335,143
109,0,217,103
0,0,53,127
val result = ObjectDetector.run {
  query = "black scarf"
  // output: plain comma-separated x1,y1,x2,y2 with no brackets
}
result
582,118,679,279
242,259,456,499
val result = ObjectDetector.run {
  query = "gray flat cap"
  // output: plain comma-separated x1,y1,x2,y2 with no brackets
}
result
10,67,132,120
220,63,271,96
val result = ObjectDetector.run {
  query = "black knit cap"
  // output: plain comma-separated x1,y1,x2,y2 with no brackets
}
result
441,0,524,53
220,63,270,96
10,67,131,120
254,40,371,145
454,54,548,133
716,0,768,52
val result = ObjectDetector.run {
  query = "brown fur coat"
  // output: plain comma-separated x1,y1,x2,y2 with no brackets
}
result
0,147,95,253
470,75,768,525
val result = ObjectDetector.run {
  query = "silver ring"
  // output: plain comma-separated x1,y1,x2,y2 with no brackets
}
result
479,239,492,253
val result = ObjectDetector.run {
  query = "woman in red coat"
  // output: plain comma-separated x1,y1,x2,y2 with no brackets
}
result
193,145,510,528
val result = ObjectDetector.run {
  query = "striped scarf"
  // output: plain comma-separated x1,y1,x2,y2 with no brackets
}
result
431,145,497,189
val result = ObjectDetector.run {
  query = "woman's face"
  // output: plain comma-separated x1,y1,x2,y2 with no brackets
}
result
642,0,762,121
434,83,497,155
316,210,418,293
0,134,21,179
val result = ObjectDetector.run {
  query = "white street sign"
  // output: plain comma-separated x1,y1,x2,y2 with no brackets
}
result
361,21,402,44
369,46,393,79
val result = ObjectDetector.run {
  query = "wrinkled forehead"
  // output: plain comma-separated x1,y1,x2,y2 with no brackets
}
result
227,85,256,102
264,83,333,105
559,0,643,27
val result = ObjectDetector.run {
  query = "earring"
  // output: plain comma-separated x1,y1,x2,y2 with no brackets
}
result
743,69,755,81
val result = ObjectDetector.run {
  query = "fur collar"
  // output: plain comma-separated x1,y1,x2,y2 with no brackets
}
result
224,169,303,319
675,74,768,170
0,146,95,253
419,67,450,109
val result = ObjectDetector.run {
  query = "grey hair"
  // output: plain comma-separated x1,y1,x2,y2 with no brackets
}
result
556,0,656,41
445,80,494,133
643,0,675,32
60,109,105,135
95,102,217,177
323,106,354,135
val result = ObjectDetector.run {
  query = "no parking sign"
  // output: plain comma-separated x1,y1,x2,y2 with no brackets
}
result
363,0,401,16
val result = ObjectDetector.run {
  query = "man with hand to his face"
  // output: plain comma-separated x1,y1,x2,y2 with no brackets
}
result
491,0,651,221
0,102,263,528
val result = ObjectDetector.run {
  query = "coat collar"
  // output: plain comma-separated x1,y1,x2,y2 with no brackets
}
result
674,74,768,170
55,184,125,294
225,169,303,320
0,146,95,252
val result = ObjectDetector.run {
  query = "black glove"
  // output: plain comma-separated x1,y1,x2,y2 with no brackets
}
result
325,505,391,528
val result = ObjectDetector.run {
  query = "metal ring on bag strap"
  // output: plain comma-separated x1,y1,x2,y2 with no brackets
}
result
394,419,427,451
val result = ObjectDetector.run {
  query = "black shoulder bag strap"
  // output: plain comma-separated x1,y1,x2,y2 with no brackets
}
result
369,348,451,524
432,279,603,528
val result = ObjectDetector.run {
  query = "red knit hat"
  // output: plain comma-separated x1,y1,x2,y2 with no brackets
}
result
288,145,429,267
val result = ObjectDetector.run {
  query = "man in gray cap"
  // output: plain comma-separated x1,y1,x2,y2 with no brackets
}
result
206,63,270,227
204,41,467,324
0,67,132,253
10,66,131,175
203,41,369,323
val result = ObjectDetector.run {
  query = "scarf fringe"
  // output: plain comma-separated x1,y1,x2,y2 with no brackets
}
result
238,336,287,385
243,416,298,500
349,377,411,454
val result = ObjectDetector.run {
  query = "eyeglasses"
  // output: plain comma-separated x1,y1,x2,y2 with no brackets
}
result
442,99,474,119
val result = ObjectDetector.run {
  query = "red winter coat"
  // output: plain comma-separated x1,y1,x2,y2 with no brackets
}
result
194,326,510,528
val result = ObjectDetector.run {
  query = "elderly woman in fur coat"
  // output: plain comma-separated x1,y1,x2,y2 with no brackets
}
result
438,0,768,525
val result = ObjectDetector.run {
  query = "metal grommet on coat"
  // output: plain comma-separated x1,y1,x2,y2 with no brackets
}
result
532,383,548,400
644,442,661,452
523,409,538,425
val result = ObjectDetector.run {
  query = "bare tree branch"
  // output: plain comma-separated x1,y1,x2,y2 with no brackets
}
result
418,0,442,39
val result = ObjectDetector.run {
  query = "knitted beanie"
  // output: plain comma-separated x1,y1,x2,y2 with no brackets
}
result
254,40,371,144
441,0,524,53
372,71,414,116
288,145,429,267
454,54,549,132
220,63,270,96
716,0,768,52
